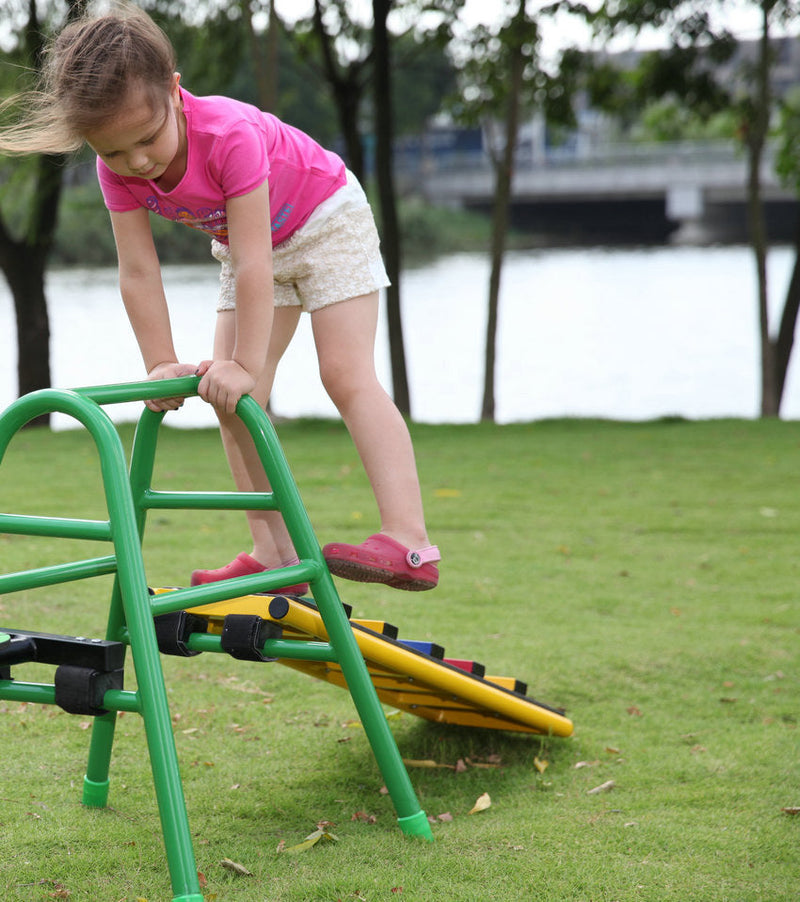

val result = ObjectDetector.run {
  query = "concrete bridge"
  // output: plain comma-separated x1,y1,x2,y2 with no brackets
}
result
402,140,797,243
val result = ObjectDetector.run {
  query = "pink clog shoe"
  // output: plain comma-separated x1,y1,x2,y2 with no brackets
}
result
323,534,440,591
190,552,309,596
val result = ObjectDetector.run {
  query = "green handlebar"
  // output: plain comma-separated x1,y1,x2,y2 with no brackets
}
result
73,376,202,405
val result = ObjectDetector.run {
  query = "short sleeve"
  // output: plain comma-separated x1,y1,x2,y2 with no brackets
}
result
96,157,142,212
212,118,271,201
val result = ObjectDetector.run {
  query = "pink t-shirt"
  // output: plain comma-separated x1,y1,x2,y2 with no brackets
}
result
96,88,347,247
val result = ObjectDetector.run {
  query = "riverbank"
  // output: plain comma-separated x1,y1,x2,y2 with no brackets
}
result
6,245,799,425
52,182,501,268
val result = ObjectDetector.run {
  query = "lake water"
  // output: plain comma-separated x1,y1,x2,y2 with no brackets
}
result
1,244,798,429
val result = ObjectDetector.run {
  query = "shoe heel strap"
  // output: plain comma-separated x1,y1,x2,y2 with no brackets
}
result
406,545,440,568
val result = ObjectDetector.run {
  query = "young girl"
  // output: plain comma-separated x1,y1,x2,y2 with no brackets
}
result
0,5,440,593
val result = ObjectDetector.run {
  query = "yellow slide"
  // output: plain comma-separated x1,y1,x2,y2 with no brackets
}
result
174,592,574,737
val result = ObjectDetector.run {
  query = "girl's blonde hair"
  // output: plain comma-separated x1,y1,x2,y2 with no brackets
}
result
0,3,176,155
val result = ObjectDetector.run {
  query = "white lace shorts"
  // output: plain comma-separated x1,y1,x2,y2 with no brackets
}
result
211,171,390,313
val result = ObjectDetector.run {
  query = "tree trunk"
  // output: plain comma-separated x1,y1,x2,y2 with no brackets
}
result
372,0,410,416
313,0,366,184
241,0,278,112
774,207,800,407
0,0,86,425
482,0,526,423
749,5,776,416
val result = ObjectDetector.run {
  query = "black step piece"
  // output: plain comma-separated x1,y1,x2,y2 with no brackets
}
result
0,629,125,670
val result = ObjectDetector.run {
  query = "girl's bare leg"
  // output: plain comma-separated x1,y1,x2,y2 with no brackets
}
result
213,306,301,567
311,292,429,550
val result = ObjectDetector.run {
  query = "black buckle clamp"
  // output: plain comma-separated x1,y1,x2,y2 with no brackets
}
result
54,664,124,716
220,613,283,662
153,611,208,657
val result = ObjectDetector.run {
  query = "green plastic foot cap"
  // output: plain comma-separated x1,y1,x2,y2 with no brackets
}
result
81,776,110,808
397,809,434,841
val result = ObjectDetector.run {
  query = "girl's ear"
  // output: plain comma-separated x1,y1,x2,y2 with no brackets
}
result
171,72,182,100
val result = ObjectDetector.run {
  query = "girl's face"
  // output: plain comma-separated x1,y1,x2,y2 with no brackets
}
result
84,74,186,185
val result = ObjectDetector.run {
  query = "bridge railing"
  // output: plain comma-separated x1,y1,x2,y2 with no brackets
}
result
396,137,764,177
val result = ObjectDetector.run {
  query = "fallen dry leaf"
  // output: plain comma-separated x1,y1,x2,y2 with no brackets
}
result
781,806,800,816
587,780,616,795
279,824,339,854
468,792,492,814
533,756,549,774
351,811,378,824
402,758,454,770
220,858,253,876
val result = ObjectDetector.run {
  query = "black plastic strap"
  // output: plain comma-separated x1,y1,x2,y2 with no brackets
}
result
220,614,282,662
153,611,208,657
54,664,124,716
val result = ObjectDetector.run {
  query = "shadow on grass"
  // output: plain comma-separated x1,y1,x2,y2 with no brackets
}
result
398,718,567,769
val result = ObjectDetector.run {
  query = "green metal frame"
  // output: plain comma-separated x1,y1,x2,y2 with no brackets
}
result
0,378,431,902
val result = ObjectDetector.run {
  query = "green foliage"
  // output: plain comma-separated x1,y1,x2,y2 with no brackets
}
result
396,196,492,263
775,87,800,193
0,417,799,899
392,31,459,137
582,0,799,145
631,97,739,142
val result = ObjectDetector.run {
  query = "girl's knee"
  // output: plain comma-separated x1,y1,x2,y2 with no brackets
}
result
319,359,379,410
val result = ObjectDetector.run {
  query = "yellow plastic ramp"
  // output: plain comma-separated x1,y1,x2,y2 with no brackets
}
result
174,592,573,737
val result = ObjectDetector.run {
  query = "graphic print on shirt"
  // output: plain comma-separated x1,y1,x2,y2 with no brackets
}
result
145,195,228,240
271,202,294,234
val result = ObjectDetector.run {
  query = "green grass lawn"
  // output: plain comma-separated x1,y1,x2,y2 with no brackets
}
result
0,415,797,901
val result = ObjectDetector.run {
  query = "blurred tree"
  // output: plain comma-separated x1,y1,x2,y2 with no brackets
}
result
582,0,800,416
450,0,577,421
372,0,411,413
290,0,372,182
288,0,462,417
0,0,86,423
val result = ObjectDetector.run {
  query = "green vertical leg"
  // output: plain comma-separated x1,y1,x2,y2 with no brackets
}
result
316,568,433,839
108,428,204,901
83,711,118,807
84,577,129,808
237,398,433,840
113,562,202,900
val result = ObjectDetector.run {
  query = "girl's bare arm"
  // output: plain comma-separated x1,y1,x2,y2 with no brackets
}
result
197,181,274,413
109,207,195,409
